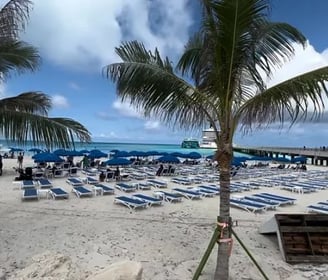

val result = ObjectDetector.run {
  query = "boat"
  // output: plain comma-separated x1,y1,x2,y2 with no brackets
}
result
199,127,217,149
181,138,200,149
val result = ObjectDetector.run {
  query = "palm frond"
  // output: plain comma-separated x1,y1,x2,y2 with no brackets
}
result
104,41,217,130
0,40,40,77
0,91,50,115
0,110,91,148
0,0,31,41
237,66,328,130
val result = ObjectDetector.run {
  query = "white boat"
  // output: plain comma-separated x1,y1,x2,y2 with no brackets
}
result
181,138,200,149
199,127,217,149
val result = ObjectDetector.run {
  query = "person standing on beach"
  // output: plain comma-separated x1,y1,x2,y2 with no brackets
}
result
17,152,23,169
0,154,3,176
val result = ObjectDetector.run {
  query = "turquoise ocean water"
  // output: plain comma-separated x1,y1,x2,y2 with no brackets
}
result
0,140,248,158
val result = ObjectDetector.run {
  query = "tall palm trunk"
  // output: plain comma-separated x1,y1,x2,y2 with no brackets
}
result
214,134,233,279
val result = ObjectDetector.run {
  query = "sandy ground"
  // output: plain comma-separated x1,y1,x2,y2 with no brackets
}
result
0,157,328,280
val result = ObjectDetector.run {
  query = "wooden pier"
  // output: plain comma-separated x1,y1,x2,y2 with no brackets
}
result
233,145,328,166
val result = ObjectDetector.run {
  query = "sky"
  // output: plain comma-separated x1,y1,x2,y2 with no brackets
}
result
3,0,328,147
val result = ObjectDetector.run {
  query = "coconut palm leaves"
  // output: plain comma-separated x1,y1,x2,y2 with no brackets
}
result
105,0,328,278
0,92,91,148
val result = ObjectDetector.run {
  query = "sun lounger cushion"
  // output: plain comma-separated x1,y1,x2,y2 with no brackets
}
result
114,196,148,209
22,188,39,200
49,188,69,199
73,186,93,197
133,194,163,206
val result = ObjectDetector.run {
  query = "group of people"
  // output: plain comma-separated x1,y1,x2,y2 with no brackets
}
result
156,164,174,176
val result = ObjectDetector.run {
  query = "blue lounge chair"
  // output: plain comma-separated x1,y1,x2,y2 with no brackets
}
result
114,196,148,210
86,176,99,185
147,179,167,188
94,184,115,195
22,188,39,200
243,195,280,209
49,187,69,199
66,177,83,186
137,182,152,190
198,185,220,193
192,187,217,197
72,186,93,198
133,193,163,206
154,191,183,203
37,178,53,189
172,188,202,200
255,193,296,205
230,198,266,213
21,180,36,189
115,183,136,192
307,204,328,214
171,177,193,185
198,186,220,195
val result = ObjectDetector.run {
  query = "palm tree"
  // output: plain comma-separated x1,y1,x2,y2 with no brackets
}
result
105,0,328,278
0,0,91,148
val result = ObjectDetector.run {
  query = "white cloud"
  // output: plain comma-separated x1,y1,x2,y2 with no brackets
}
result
23,0,193,71
144,120,160,130
268,42,328,87
52,95,69,108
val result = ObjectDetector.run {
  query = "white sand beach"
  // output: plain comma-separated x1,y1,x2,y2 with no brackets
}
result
0,157,328,280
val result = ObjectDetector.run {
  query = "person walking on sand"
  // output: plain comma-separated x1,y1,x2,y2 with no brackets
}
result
17,152,23,169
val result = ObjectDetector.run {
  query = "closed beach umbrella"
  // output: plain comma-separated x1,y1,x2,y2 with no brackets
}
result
105,157,131,166
158,155,180,163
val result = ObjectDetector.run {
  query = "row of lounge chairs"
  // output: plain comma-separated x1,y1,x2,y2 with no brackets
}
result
230,193,296,213
307,201,328,214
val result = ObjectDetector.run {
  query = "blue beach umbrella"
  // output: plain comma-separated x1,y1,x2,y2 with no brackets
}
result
187,152,202,159
158,155,180,164
170,152,188,158
274,157,290,163
79,149,90,154
88,149,107,159
28,148,43,153
291,156,307,164
113,151,130,158
53,149,70,156
251,156,273,161
105,157,131,166
145,151,161,156
9,147,24,152
33,152,64,163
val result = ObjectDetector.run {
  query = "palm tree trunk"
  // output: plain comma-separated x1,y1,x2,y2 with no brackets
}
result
214,137,233,279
